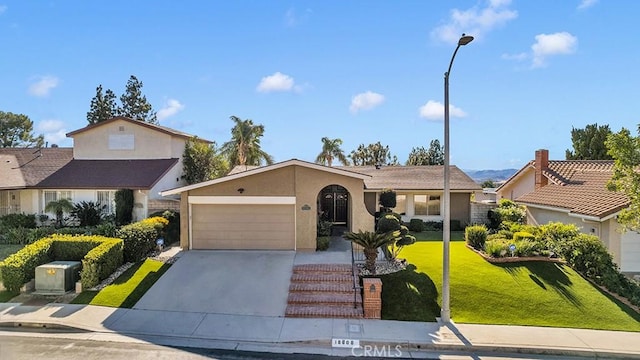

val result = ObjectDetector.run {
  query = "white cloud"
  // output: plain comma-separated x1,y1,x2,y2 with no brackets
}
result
531,32,578,68
578,0,598,10
157,98,185,121
419,100,467,121
349,91,385,113
431,0,517,43
0,5,7,14
256,72,297,93
501,52,527,61
36,119,67,145
28,75,59,97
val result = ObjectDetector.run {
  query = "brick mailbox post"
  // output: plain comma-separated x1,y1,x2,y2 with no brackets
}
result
362,278,382,319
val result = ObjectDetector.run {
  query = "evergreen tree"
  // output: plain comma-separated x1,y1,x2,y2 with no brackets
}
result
605,125,640,231
117,75,158,124
566,123,613,160
87,85,118,124
182,137,229,184
406,140,444,165
0,111,44,148
349,141,399,166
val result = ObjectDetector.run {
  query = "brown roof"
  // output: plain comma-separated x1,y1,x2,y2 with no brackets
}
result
0,148,73,189
336,165,481,191
36,159,179,190
66,116,212,143
516,161,629,218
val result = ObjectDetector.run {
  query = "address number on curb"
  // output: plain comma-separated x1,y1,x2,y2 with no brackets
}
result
332,338,360,348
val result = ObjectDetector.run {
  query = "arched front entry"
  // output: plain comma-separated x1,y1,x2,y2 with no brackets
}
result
318,184,349,225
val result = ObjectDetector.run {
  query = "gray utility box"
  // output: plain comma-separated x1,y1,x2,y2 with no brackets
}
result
35,261,82,295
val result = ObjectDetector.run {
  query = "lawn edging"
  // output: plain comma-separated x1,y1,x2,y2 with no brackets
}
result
465,244,565,264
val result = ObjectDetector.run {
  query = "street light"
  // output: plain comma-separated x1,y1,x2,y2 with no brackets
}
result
442,33,473,323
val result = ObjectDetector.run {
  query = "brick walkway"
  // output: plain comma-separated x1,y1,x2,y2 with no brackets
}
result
285,264,363,318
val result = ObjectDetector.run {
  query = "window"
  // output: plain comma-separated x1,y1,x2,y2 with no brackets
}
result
97,190,116,215
393,194,406,214
44,191,73,209
414,195,441,216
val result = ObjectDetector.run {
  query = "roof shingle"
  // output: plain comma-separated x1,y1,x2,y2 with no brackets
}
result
0,148,73,189
336,165,481,191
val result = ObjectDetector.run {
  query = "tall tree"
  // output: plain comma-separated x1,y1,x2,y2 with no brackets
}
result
406,139,444,165
566,123,613,160
117,75,158,124
182,137,229,184
315,137,349,166
605,125,640,231
221,116,274,167
0,111,44,148
349,141,399,166
87,85,118,124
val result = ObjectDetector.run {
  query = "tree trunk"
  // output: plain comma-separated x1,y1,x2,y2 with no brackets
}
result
364,248,378,274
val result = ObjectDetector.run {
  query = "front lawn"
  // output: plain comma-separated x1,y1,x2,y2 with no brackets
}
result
72,258,170,308
377,242,640,331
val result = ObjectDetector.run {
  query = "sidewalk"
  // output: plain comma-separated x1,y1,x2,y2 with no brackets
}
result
0,302,638,359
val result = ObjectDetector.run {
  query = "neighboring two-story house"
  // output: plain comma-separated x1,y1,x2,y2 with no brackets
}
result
0,116,208,221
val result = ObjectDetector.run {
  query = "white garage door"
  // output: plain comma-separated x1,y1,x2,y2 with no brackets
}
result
621,230,640,272
191,204,295,250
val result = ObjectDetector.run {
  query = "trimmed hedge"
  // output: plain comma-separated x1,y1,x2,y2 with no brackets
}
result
408,219,424,232
465,224,488,250
117,217,167,262
0,235,123,292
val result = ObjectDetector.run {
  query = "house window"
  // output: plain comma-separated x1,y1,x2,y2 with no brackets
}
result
414,195,441,216
44,190,73,209
97,190,116,215
393,194,406,214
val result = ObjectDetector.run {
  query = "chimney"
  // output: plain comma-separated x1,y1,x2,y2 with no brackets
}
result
534,149,549,190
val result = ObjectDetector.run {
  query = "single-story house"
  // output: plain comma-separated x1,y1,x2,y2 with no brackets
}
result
496,149,640,273
161,160,481,251
0,116,207,221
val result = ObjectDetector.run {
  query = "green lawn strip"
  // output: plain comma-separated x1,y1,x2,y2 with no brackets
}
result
410,231,465,241
0,244,24,261
382,242,640,331
71,259,170,308
0,291,19,302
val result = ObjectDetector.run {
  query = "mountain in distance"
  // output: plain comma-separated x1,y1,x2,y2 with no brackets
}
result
464,169,518,183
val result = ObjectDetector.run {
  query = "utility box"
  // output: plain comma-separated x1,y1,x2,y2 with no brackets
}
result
35,261,82,295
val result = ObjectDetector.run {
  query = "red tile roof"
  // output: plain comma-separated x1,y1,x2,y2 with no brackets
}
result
36,159,179,189
337,165,481,191
516,161,629,218
0,148,73,189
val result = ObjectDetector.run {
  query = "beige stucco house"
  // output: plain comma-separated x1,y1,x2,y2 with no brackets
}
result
0,117,205,221
161,160,480,252
496,149,640,273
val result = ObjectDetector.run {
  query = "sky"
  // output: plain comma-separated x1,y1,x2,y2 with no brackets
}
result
1,0,639,171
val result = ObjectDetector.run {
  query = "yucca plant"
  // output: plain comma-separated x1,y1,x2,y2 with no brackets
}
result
343,230,395,274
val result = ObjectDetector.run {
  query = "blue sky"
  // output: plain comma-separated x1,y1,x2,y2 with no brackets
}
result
1,0,638,170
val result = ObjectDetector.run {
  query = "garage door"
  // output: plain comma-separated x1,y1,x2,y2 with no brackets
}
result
621,231,640,272
191,204,295,250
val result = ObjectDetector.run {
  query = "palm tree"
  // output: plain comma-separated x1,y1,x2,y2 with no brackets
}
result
343,230,395,273
221,116,274,167
44,198,74,228
315,137,350,166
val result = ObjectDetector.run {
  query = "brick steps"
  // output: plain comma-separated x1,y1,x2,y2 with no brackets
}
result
285,263,363,319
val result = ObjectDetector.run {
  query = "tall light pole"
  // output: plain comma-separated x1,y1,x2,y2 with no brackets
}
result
442,33,473,323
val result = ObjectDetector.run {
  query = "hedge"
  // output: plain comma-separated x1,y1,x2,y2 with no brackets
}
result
117,217,167,262
0,235,123,292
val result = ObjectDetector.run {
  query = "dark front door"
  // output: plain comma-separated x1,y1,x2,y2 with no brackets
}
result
319,185,348,224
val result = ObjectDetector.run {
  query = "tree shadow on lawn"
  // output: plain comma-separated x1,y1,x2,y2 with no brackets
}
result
367,264,440,322
496,262,582,307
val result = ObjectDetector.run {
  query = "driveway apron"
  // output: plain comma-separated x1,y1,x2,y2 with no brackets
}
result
133,251,295,317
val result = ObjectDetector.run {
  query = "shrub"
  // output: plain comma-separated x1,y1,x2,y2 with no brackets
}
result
150,210,180,244
71,201,106,227
484,239,509,257
0,213,37,229
537,222,581,255
316,236,330,251
465,224,488,250
377,214,402,234
487,233,508,241
513,239,546,257
317,219,332,237
379,189,397,210
488,199,526,230
408,219,424,232
115,189,134,226
94,222,118,238
117,218,166,262
424,221,443,231
0,238,54,292
513,231,535,241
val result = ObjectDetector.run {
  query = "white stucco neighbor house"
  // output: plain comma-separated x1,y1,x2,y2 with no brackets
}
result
0,116,208,221
496,149,640,273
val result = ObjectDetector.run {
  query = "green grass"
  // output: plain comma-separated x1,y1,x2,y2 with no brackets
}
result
71,258,170,308
378,242,640,331
0,244,24,261
0,290,18,302
410,230,465,241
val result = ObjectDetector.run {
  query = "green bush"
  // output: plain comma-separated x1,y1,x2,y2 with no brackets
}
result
77,237,123,289
317,219,332,237
484,239,509,257
94,222,118,238
71,201,105,227
408,219,424,232
0,238,54,292
424,221,443,231
513,239,546,257
487,233,508,241
0,214,37,229
316,236,330,251
115,189,134,226
377,214,402,233
513,231,535,241
379,189,397,210
117,218,165,262
465,224,488,250
149,210,180,244
488,199,526,230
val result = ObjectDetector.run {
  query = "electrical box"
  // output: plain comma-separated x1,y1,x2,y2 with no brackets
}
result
35,261,82,295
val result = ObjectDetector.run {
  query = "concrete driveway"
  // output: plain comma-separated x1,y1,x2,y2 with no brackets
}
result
133,251,295,317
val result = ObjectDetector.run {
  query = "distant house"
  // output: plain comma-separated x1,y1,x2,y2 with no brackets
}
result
161,161,480,251
496,149,640,273
0,116,208,221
